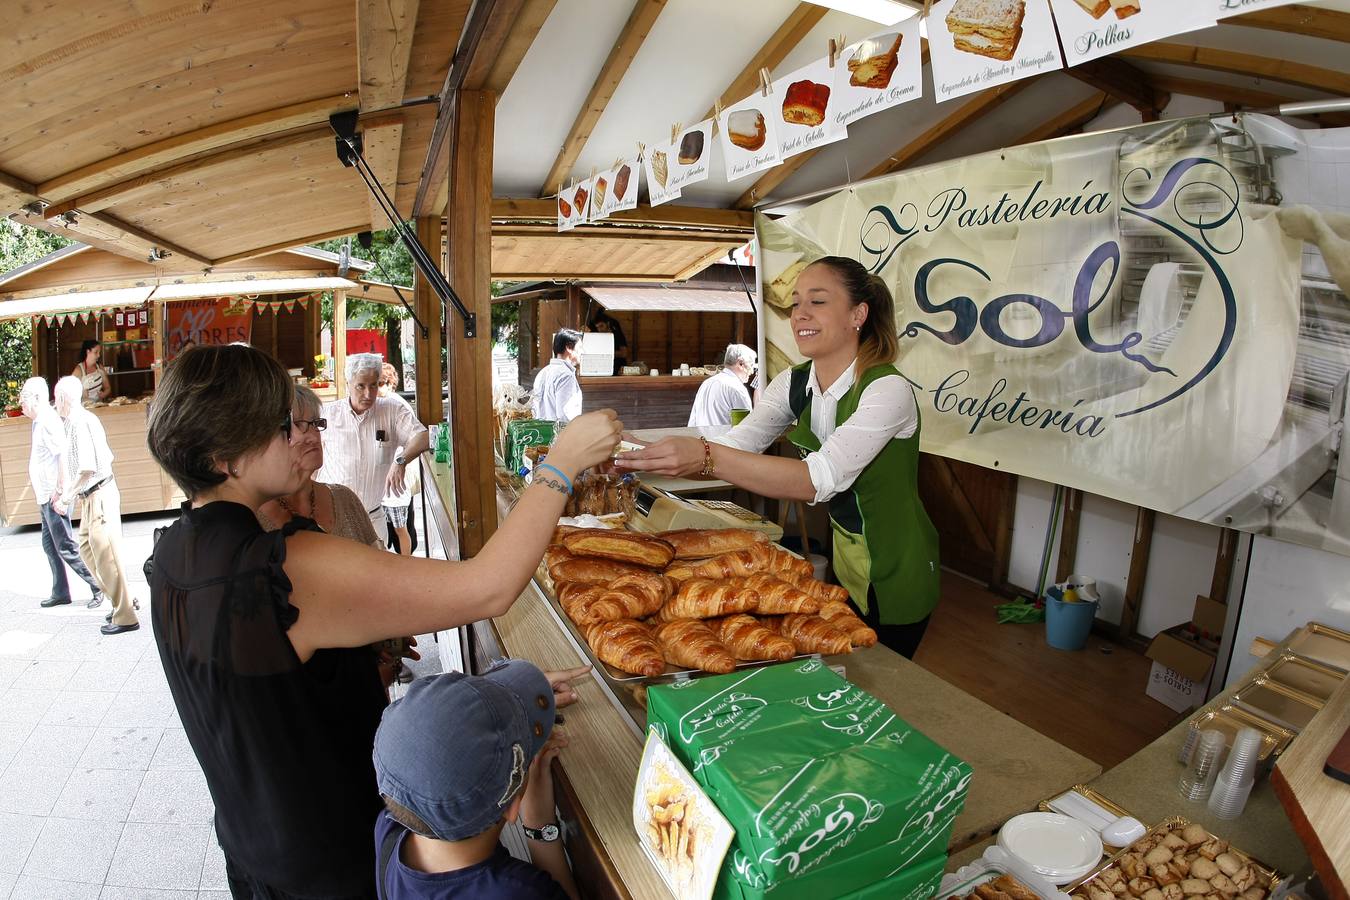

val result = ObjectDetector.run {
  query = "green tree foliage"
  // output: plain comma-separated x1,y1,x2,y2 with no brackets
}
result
0,222,72,403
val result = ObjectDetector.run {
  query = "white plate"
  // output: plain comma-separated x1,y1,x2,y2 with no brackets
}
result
998,812,1103,885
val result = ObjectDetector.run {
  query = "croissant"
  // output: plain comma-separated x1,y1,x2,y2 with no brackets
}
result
767,546,814,580
543,544,574,573
655,619,737,674
560,582,663,624
793,576,850,605
773,614,853,656
610,572,675,607
559,583,607,625
584,619,665,677
713,614,795,661
550,556,659,586
561,529,674,569
665,545,772,581
741,574,820,614
657,528,768,559
658,578,759,620
818,600,879,647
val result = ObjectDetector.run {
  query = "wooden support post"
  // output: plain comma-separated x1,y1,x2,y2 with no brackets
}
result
446,89,498,557
303,293,319,379
991,474,1018,593
151,299,166,389
1211,528,1240,604
565,283,584,330
734,312,746,346
333,289,348,397
1121,507,1156,639
665,311,673,374
413,215,445,424
1055,489,1084,584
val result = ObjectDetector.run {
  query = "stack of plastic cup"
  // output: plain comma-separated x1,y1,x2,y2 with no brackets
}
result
1179,729,1226,801
1208,727,1262,819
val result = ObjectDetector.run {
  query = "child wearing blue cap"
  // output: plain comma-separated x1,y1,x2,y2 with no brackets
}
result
372,660,581,899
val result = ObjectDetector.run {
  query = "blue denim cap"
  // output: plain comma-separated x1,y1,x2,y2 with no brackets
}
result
373,660,555,841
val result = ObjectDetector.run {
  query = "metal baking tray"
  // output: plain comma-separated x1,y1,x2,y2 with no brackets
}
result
1261,652,1344,702
1232,675,1325,732
1285,622,1350,673
1038,785,1137,852
1065,817,1281,895
1185,704,1296,765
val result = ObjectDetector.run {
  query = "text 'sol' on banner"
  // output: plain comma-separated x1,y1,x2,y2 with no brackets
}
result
758,115,1350,558
166,297,254,358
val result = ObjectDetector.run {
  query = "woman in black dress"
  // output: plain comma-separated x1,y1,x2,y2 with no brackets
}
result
146,344,619,900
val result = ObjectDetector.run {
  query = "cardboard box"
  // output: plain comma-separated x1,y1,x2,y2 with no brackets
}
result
648,660,971,900
1145,595,1227,712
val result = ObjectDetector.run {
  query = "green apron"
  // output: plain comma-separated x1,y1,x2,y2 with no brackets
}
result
788,362,940,625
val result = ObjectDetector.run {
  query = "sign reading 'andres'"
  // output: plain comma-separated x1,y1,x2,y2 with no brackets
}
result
757,116,1315,550
1046,0,1215,65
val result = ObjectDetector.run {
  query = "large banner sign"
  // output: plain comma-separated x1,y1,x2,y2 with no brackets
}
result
166,297,253,357
758,115,1350,558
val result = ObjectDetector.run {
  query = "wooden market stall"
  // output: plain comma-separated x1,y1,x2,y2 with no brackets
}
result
5,2,1350,899
0,244,404,526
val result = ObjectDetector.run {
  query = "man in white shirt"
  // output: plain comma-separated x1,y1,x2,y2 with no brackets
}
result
54,376,139,635
688,344,756,428
317,353,430,536
531,329,583,424
21,378,104,610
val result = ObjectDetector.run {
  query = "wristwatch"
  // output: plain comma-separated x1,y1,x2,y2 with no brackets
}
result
394,453,406,467
522,822,560,843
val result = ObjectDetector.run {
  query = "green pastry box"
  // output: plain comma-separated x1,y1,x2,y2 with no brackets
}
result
647,659,972,900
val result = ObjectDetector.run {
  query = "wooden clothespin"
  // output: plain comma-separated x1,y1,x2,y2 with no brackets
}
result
670,122,683,145
829,35,847,68
613,156,625,172
636,141,646,163
921,0,933,18
758,67,772,97
712,102,723,137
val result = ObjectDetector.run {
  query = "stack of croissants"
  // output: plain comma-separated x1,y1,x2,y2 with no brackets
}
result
544,526,878,677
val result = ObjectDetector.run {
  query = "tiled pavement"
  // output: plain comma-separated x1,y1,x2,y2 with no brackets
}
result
0,508,447,899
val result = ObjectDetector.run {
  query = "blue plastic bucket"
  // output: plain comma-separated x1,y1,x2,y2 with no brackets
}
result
1045,596,1099,651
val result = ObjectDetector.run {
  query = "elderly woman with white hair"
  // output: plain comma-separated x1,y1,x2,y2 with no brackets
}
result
53,375,140,634
687,343,757,428
315,352,429,537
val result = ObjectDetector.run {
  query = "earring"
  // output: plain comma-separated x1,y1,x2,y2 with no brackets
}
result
228,465,239,478
854,325,861,332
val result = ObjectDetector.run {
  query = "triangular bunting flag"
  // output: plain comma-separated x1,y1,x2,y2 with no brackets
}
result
284,299,296,313
298,296,309,309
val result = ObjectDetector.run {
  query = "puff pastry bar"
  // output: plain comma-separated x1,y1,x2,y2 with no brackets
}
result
561,529,675,568
946,0,1025,61
1071,0,1110,18
657,527,767,560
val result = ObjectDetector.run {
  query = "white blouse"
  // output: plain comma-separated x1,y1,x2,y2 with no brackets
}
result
713,361,918,505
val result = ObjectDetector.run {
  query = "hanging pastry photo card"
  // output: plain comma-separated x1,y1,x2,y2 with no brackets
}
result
834,20,924,128
718,91,782,182
772,56,847,161
1213,0,1303,17
1047,0,1214,65
667,119,714,193
591,158,641,221
926,0,1064,102
643,140,682,207
556,176,592,232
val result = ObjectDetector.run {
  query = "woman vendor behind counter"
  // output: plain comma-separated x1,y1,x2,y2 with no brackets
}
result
72,339,112,404
616,257,940,659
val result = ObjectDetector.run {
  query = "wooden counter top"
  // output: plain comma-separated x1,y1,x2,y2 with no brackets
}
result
1271,675,1350,900
579,375,708,388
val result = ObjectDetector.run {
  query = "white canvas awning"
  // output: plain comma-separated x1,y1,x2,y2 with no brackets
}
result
583,286,753,314
0,276,359,322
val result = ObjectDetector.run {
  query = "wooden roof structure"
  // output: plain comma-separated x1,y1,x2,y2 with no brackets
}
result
2,2,1347,282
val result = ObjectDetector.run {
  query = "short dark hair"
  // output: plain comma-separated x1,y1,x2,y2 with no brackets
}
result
552,329,582,357
79,339,100,359
147,344,293,499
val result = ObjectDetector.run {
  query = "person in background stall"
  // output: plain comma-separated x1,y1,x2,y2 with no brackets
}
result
617,257,941,660
20,377,105,610
371,661,578,900
258,383,417,688
317,353,429,537
54,375,140,635
531,329,583,425
72,339,112,404
588,310,628,375
144,343,616,899
687,343,756,428
378,363,419,557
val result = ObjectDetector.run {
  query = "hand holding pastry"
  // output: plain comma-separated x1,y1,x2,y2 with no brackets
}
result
549,409,624,475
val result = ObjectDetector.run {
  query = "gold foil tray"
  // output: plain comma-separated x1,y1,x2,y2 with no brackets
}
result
1066,817,1281,894
1232,675,1324,732
1187,703,1296,762
1262,652,1344,702
1286,622,1350,672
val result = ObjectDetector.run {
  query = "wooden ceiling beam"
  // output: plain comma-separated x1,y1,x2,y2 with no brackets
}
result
357,0,420,111
1066,57,1168,117
865,78,1035,180
1226,4,1350,43
479,0,558,94
703,3,829,121
734,43,933,209
1010,92,1120,146
492,197,753,229
36,94,357,204
0,169,41,213
363,123,405,231
539,0,667,196
493,225,741,243
211,226,371,266
1118,43,1350,96
1146,73,1350,127
413,0,525,217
